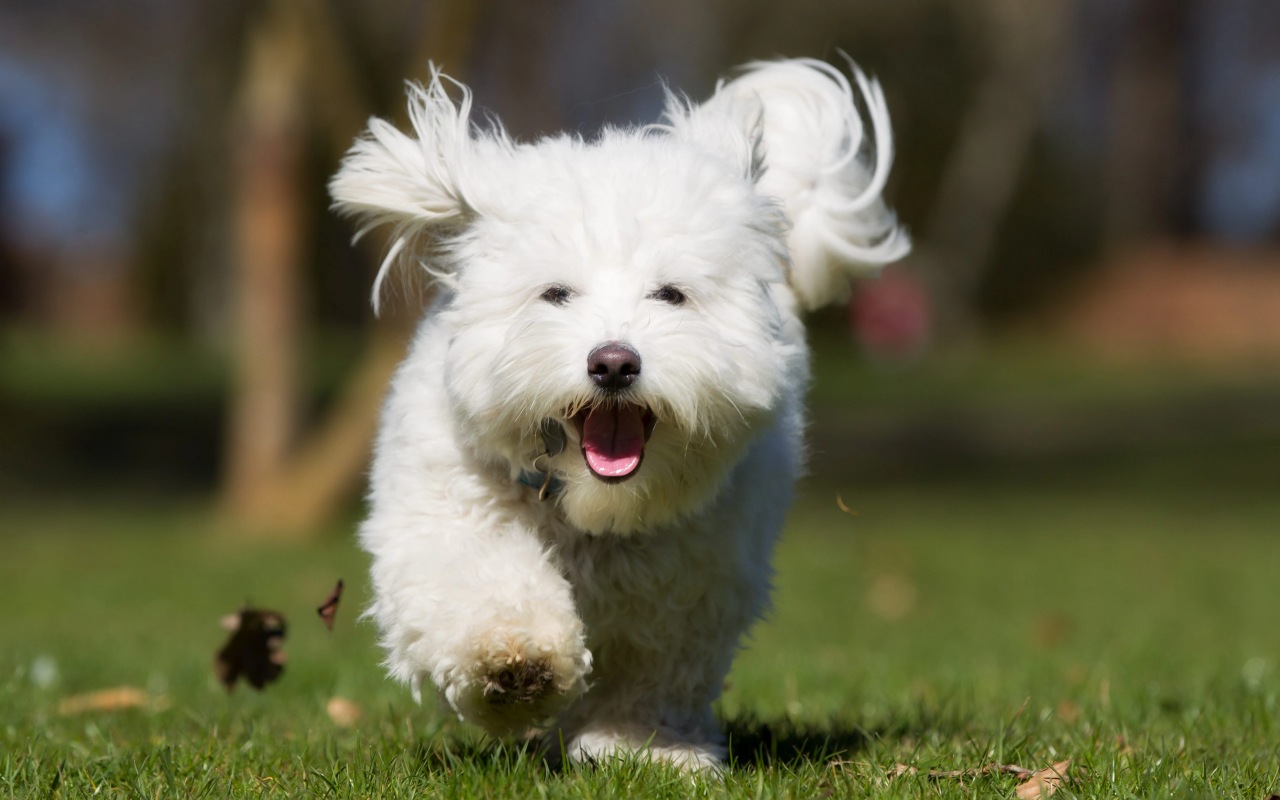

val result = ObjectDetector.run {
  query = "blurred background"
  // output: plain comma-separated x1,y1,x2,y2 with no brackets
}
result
2,0,1279,535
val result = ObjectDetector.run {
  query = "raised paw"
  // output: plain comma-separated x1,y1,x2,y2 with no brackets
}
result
443,632,591,737
482,655,555,706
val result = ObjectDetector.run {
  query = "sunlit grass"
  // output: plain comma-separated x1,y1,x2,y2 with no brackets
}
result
3,331,1279,795
3,473,1278,797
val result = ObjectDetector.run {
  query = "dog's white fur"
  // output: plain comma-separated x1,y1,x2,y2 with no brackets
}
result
330,57,908,770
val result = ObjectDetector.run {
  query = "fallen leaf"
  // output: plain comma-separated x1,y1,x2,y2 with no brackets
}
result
867,572,917,620
1015,760,1071,799
58,687,168,715
1032,612,1074,649
326,696,363,727
215,607,287,691
317,579,344,631
1055,700,1080,724
835,494,860,516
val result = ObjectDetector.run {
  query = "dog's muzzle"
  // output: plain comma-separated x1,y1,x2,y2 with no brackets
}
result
576,342,655,481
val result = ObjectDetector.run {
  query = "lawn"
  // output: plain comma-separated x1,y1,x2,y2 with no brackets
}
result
2,343,1279,798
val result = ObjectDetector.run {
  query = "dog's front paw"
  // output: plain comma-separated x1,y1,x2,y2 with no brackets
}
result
482,653,556,706
443,630,591,736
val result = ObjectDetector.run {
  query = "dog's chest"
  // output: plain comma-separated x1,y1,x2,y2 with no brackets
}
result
552,524,729,644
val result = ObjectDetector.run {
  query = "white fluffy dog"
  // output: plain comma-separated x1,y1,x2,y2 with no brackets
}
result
330,57,909,770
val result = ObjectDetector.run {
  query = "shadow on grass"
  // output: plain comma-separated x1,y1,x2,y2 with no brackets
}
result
725,716,880,769
724,712,969,770
407,713,957,774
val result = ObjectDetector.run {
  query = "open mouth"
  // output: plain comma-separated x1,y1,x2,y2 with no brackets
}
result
573,403,657,482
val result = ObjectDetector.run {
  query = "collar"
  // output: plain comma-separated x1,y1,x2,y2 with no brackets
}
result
517,468,564,501
519,419,569,500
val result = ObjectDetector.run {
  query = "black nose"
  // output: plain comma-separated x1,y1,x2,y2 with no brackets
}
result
587,342,641,391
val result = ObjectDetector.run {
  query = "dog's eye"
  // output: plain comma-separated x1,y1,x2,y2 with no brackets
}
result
649,285,687,306
540,285,573,305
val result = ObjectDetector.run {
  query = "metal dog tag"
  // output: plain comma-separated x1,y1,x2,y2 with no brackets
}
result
539,418,567,458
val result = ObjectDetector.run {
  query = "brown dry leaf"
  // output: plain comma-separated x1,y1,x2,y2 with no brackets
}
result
1015,760,1071,799
58,687,168,715
1056,700,1080,724
835,494,860,516
317,579,344,631
887,763,918,778
326,696,363,727
867,572,917,620
1032,612,1074,649
214,607,287,691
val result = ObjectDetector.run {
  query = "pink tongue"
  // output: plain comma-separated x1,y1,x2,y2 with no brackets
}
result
581,406,646,478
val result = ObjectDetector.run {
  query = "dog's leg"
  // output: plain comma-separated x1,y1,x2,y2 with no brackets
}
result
547,516,784,768
359,339,594,736
548,721,727,772
362,503,592,737
543,551,750,772
543,423,797,771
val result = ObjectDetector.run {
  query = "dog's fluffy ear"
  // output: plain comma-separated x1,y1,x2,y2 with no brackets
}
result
330,67,500,313
665,57,911,311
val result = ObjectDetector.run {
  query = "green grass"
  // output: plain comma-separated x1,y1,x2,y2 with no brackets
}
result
2,334,1279,796
2,477,1278,798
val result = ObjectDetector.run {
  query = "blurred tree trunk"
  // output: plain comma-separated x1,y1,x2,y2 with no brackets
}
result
914,0,1070,345
221,2,308,523
1104,0,1193,242
219,0,484,536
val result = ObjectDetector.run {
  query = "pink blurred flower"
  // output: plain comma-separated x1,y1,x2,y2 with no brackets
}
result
848,269,932,361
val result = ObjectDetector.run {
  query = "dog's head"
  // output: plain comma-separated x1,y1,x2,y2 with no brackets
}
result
332,60,908,534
